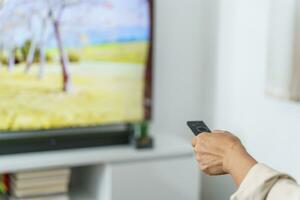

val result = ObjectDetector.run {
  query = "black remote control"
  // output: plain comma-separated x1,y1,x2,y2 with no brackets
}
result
187,121,211,136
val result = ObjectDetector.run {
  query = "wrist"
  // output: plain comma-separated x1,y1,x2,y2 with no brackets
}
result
223,140,245,173
224,144,257,186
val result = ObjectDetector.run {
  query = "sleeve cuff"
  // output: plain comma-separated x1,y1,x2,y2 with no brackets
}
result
230,163,295,200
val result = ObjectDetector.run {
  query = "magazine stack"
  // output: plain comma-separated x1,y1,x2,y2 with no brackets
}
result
8,168,71,200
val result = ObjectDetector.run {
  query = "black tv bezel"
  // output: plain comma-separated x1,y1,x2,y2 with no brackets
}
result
0,125,134,155
0,0,154,155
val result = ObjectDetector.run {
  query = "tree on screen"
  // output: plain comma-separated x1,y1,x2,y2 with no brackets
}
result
46,0,92,92
24,11,51,79
46,0,112,92
25,22,38,73
0,0,116,93
38,16,49,79
0,0,34,72
22,1,51,80
0,4,26,71
24,19,38,74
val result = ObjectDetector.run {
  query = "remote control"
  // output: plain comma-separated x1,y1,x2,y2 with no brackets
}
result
187,121,211,136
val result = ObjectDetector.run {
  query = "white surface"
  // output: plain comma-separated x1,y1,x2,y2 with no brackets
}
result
0,135,199,200
65,138,199,200
111,156,199,200
201,0,300,199
151,0,206,137
69,156,199,200
200,0,238,199
0,135,193,173
266,0,296,98
227,0,300,178
70,165,111,200
147,1,232,197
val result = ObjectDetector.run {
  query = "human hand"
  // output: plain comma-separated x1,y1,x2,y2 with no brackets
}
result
192,130,257,186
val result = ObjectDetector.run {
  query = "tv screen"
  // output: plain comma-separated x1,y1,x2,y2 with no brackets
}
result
0,0,153,133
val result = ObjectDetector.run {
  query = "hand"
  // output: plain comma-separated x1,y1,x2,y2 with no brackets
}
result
192,130,257,186
192,130,240,175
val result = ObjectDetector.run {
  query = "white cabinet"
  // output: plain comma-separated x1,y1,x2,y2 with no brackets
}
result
0,135,200,200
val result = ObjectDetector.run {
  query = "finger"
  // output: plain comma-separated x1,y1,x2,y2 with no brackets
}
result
197,162,206,170
200,164,208,172
211,130,226,134
204,166,227,176
197,153,221,161
198,133,213,144
195,154,202,162
191,136,197,147
198,156,221,166
197,133,211,146
193,146,198,154
194,144,201,153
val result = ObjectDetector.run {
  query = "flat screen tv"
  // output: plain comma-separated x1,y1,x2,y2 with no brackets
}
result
0,0,154,154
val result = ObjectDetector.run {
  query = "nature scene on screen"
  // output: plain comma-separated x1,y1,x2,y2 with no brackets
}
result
0,0,151,131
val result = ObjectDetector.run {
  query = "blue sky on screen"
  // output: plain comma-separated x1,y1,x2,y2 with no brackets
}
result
0,0,150,47
60,0,150,46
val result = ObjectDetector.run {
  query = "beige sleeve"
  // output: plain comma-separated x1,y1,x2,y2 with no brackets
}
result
230,163,300,200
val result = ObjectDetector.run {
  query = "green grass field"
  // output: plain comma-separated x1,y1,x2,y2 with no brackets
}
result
0,62,145,131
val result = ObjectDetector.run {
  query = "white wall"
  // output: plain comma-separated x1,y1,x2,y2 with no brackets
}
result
152,0,237,199
203,0,300,199
151,0,300,199
217,0,300,180
151,1,231,198
152,0,206,137
151,0,238,199
201,0,238,199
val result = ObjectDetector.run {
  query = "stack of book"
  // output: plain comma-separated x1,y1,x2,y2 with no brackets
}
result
8,168,71,200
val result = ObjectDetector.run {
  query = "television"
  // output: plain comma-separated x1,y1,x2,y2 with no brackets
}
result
0,0,154,154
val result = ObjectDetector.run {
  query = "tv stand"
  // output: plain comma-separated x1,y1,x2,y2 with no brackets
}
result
0,135,200,200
